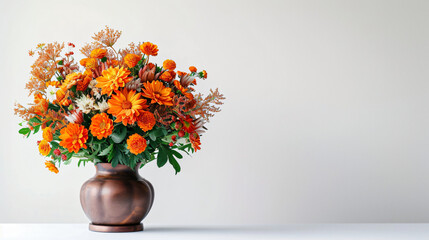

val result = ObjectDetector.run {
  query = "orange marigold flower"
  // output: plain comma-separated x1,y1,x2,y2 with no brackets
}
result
90,48,107,59
177,71,187,77
89,113,114,140
139,42,158,56
189,66,197,72
137,111,156,132
124,54,142,68
159,70,176,82
163,59,176,71
59,123,89,153
141,80,174,106
28,50,35,56
45,161,59,174
173,80,193,100
202,70,207,78
96,67,133,96
42,127,53,142
80,58,89,66
81,58,98,69
39,140,51,156
108,89,148,125
127,133,147,155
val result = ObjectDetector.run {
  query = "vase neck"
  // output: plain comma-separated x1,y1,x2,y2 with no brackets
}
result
95,163,139,177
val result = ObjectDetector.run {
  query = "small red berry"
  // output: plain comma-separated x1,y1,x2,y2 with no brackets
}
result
171,135,177,141
61,154,67,161
169,142,174,147
178,130,185,137
54,149,61,156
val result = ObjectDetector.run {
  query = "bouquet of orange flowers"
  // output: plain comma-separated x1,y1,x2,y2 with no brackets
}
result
15,27,224,174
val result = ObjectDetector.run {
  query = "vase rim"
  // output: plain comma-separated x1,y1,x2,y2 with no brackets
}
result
95,163,141,172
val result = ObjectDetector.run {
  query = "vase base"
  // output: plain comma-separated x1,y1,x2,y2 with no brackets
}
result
89,223,143,232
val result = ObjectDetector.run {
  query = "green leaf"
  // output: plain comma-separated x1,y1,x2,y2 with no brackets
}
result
19,128,31,135
99,144,113,156
171,150,183,159
50,141,59,149
101,57,107,63
58,60,64,65
33,125,41,134
149,131,156,141
168,152,181,174
110,125,127,143
111,148,121,168
157,146,168,167
108,146,115,162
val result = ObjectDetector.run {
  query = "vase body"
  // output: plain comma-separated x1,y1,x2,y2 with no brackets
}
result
80,163,154,232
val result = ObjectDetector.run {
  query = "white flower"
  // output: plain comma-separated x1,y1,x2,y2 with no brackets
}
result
75,95,95,114
94,99,109,112
45,85,59,103
88,79,97,89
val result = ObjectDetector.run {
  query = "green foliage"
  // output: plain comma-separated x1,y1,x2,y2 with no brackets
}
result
110,125,127,143
18,112,195,175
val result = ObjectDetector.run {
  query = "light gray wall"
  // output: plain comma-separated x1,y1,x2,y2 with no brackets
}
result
1,0,429,224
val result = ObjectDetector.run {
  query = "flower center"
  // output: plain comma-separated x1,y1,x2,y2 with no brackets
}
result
99,122,106,129
121,100,132,109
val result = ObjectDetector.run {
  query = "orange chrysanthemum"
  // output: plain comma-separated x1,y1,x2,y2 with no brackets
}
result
139,42,158,56
141,80,174,106
173,80,193,100
90,48,107,59
163,59,176,71
107,89,148,125
59,123,89,153
189,66,197,72
137,111,156,132
202,70,207,78
39,140,51,156
159,70,176,82
42,127,53,142
96,67,133,96
124,54,141,68
89,113,114,140
126,133,147,155
45,161,59,174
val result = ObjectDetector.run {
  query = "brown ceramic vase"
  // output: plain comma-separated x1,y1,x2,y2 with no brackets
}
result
80,163,154,232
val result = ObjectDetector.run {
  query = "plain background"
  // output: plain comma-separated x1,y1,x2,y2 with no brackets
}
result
1,0,429,224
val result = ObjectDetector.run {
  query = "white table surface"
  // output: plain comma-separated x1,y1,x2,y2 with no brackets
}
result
1,224,429,240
